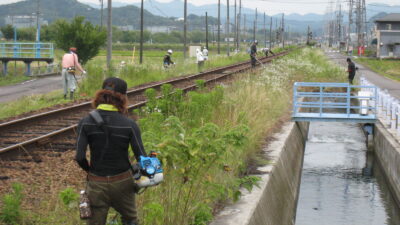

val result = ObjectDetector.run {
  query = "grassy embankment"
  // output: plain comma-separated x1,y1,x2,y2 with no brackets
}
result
0,42,247,86
355,57,400,82
0,48,347,225
0,46,290,120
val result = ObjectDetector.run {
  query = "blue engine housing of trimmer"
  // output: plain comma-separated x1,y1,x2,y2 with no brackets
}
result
139,155,163,177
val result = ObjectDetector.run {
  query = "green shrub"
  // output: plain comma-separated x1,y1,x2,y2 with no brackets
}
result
59,188,79,209
193,203,213,225
0,183,24,225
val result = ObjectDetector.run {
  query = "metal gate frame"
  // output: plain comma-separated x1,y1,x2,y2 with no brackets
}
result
292,82,377,123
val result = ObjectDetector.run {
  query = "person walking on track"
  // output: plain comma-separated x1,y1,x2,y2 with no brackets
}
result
75,77,147,225
62,47,86,100
250,40,258,68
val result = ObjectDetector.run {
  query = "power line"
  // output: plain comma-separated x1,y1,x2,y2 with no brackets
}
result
148,0,169,18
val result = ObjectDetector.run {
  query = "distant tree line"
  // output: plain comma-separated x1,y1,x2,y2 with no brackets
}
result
0,17,106,64
1,24,217,46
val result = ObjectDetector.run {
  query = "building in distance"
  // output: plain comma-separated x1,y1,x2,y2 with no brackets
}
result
5,15,48,29
374,13,400,58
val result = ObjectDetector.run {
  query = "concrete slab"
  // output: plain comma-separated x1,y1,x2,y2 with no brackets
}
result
211,122,309,225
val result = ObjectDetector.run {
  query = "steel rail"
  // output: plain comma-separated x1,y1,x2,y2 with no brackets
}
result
0,51,291,155
0,51,287,130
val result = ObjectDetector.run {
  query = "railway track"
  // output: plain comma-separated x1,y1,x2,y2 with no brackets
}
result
0,51,290,162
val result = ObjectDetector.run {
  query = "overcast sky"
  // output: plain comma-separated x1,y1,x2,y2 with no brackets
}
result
0,0,398,15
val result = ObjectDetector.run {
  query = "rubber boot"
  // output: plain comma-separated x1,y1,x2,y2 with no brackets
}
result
70,91,74,100
63,94,67,100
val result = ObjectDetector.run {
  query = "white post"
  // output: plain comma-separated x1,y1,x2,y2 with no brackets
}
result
386,96,392,127
380,92,386,120
360,77,365,91
358,91,370,115
377,90,383,116
391,100,397,131
369,87,375,113
397,103,400,137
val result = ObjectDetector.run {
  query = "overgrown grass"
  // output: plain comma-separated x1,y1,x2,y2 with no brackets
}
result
0,46,291,120
0,48,347,225
355,58,400,81
79,46,291,98
0,75,32,87
0,183,24,225
0,90,70,120
134,47,345,225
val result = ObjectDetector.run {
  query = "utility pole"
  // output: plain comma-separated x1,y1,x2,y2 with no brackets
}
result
355,0,364,48
253,8,257,41
263,12,266,47
205,12,209,49
243,14,246,42
237,0,241,51
100,0,104,27
347,0,353,52
227,0,230,56
363,0,367,45
253,20,256,42
234,0,237,51
183,0,187,58
36,0,40,42
218,0,221,54
107,0,112,70
139,0,144,64
281,13,285,48
275,18,279,45
338,4,342,43
269,17,272,49
307,25,310,45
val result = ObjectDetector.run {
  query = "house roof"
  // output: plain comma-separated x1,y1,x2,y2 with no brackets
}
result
375,13,400,22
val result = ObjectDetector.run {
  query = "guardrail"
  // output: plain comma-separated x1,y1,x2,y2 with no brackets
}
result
0,42,54,59
360,77,400,136
292,82,377,123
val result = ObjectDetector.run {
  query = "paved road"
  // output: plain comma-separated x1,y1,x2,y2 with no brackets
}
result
325,51,400,99
0,75,62,103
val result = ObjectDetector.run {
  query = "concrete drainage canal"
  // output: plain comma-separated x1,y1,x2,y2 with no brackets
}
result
211,120,400,225
295,121,400,225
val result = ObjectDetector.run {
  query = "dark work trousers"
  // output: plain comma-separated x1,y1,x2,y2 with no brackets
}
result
86,172,138,225
348,73,355,84
250,55,257,67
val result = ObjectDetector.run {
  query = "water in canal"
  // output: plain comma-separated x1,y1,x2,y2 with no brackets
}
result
295,122,400,225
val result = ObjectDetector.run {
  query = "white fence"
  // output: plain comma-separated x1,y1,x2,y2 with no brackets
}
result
360,77,400,137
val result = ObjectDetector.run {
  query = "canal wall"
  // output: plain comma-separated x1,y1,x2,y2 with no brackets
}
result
210,121,309,225
374,120,400,206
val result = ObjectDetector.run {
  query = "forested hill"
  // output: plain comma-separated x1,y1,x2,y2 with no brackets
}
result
0,0,217,29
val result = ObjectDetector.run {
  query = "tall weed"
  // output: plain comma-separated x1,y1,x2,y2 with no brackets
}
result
0,183,24,225
1,48,347,225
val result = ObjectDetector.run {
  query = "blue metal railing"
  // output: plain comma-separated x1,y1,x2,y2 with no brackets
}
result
292,82,377,122
0,42,54,59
